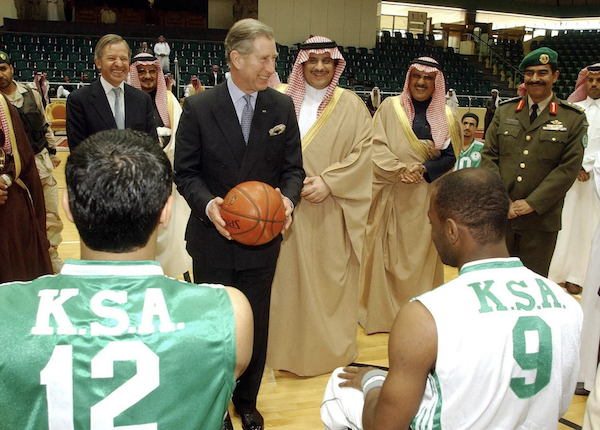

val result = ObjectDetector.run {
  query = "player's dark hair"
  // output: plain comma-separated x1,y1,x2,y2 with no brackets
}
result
65,129,172,253
462,112,479,127
434,169,509,246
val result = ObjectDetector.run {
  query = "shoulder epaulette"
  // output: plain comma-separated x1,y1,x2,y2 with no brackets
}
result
499,96,522,106
559,99,585,113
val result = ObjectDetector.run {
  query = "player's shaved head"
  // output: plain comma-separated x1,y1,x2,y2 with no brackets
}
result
433,169,509,246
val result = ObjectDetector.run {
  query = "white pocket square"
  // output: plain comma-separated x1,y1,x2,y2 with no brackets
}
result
269,124,286,136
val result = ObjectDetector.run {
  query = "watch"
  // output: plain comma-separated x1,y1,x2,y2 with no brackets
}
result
1,174,12,187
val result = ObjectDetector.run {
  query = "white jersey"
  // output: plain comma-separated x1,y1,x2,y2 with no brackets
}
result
413,257,582,430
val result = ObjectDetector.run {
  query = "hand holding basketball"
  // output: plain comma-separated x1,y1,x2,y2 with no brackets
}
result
276,187,294,232
221,181,287,246
208,197,232,240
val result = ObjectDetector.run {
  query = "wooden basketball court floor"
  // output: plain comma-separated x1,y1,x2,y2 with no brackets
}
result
53,151,588,429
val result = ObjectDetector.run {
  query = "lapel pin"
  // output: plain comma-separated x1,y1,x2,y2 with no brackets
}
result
262,109,267,114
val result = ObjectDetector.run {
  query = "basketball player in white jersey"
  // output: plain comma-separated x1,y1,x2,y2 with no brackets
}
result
321,168,583,430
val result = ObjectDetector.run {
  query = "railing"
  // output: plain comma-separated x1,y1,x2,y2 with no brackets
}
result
353,90,503,108
466,32,523,82
174,58,181,101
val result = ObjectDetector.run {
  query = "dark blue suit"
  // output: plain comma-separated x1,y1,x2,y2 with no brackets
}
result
66,79,158,150
175,81,304,410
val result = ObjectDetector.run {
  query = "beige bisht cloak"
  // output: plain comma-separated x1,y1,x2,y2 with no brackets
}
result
155,91,193,278
267,87,373,376
359,95,460,334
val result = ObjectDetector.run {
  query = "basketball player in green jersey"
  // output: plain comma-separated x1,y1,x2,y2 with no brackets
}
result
0,129,253,430
455,112,484,170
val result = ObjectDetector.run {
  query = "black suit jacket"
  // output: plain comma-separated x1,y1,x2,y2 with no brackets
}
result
66,79,158,150
174,82,305,271
210,72,225,86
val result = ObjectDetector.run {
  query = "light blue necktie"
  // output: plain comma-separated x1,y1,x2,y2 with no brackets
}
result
241,94,253,144
112,87,125,130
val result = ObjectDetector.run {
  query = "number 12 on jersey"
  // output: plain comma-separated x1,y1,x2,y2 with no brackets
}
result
41,340,159,429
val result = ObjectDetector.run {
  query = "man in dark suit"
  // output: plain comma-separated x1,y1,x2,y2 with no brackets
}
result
137,41,154,55
175,18,304,430
210,63,225,86
66,34,157,150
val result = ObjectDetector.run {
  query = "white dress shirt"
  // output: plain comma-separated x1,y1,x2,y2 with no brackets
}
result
227,78,257,123
99,76,125,119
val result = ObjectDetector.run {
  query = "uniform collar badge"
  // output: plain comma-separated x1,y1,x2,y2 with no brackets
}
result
515,99,526,112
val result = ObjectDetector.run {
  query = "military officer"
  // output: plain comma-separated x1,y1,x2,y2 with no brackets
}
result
481,47,586,277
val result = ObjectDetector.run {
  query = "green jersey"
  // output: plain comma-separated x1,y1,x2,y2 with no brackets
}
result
0,260,236,430
455,139,484,170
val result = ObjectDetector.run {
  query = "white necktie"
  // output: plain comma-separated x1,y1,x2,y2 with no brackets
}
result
112,87,125,130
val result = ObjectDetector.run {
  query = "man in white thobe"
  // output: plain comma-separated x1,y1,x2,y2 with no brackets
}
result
549,63,600,295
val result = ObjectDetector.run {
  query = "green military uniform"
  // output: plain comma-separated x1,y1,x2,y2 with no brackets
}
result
481,47,586,277
481,94,586,276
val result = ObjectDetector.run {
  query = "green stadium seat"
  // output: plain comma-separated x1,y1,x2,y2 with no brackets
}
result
1,33,17,43
55,61,69,71
32,60,49,71
49,53,63,62
4,42,18,52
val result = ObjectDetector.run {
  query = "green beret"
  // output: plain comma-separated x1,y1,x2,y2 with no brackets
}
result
0,51,10,65
519,47,558,71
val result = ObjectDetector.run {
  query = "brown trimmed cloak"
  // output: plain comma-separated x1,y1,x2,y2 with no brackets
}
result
0,96,51,283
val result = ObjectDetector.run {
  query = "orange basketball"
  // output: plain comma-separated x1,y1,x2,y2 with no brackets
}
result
221,181,286,246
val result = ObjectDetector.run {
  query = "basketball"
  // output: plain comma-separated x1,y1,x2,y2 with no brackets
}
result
221,181,286,246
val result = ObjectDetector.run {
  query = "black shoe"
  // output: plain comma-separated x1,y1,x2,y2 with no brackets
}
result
222,412,234,430
575,382,590,396
235,407,264,430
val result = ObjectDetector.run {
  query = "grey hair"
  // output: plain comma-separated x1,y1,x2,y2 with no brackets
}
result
225,18,274,66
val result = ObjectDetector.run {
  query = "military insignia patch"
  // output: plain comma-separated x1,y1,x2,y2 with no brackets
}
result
0,53,6,61
540,53,549,64
583,133,588,149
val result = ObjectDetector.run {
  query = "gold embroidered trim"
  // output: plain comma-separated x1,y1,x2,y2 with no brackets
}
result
391,97,431,161
0,95,21,180
302,87,344,151
445,105,461,160
0,96,30,195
